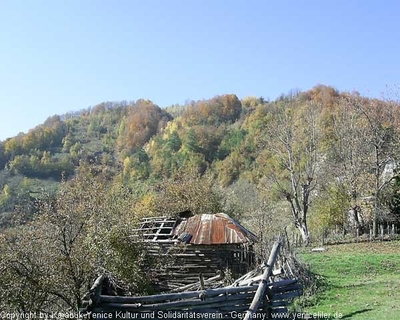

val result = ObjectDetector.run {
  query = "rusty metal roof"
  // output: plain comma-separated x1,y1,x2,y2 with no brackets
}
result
172,213,257,245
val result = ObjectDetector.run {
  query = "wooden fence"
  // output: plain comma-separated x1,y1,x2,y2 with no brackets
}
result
80,242,302,320
290,223,400,247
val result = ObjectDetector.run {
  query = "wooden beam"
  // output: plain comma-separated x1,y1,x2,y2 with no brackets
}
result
99,285,258,304
243,242,281,320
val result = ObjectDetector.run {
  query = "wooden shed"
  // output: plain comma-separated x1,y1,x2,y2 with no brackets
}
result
137,212,257,292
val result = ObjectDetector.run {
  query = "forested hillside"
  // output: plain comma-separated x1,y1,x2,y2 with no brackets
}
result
0,85,400,242
1,85,400,312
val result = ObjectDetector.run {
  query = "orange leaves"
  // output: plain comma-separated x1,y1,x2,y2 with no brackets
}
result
117,100,172,154
181,94,242,126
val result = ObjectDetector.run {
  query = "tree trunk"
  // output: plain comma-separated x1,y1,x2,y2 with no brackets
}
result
287,195,311,247
373,145,380,238
372,218,377,239
351,205,363,236
296,220,310,246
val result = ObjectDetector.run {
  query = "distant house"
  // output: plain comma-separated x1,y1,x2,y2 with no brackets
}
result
137,212,258,291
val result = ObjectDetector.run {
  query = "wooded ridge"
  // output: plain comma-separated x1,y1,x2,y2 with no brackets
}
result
1,85,399,242
1,84,400,312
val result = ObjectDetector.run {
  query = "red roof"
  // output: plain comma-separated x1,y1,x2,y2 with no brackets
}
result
173,213,257,245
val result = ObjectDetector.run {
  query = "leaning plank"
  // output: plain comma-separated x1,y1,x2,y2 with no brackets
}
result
92,275,105,295
83,274,105,310
243,241,281,320
229,268,262,287
235,268,283,286
170,272,224,292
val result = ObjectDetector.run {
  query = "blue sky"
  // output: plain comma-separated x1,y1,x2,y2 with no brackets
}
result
1,0,399,141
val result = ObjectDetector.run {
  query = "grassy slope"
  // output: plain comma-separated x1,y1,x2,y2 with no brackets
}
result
299,241,400,320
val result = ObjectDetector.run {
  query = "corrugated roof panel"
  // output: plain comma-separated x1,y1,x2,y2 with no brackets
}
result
173,213,257,245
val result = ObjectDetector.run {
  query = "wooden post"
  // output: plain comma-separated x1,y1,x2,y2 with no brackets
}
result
356,228,359,243
284,227,291,252
381,224,384,241
199,273,205,290
86,274,105,310
243,242,281,320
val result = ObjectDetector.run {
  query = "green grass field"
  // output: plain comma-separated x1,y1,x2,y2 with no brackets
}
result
298,241,400,319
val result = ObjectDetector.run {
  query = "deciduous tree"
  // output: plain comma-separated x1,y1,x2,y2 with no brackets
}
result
260,98,322,246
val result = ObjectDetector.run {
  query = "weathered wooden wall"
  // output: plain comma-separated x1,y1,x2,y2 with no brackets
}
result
148,242,255,291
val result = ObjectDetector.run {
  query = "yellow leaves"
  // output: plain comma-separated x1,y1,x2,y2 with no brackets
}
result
0,184,11,207
310,183,350,231
134,194,157,219
181,94,242,126
4,137,21,156
153,170,223,216
123,156,131,177
2,184,11,196
41,151,51,165
242,96,262,109
162,121,177,139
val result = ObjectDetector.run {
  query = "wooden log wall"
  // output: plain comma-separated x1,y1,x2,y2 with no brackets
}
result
150,243,255,291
